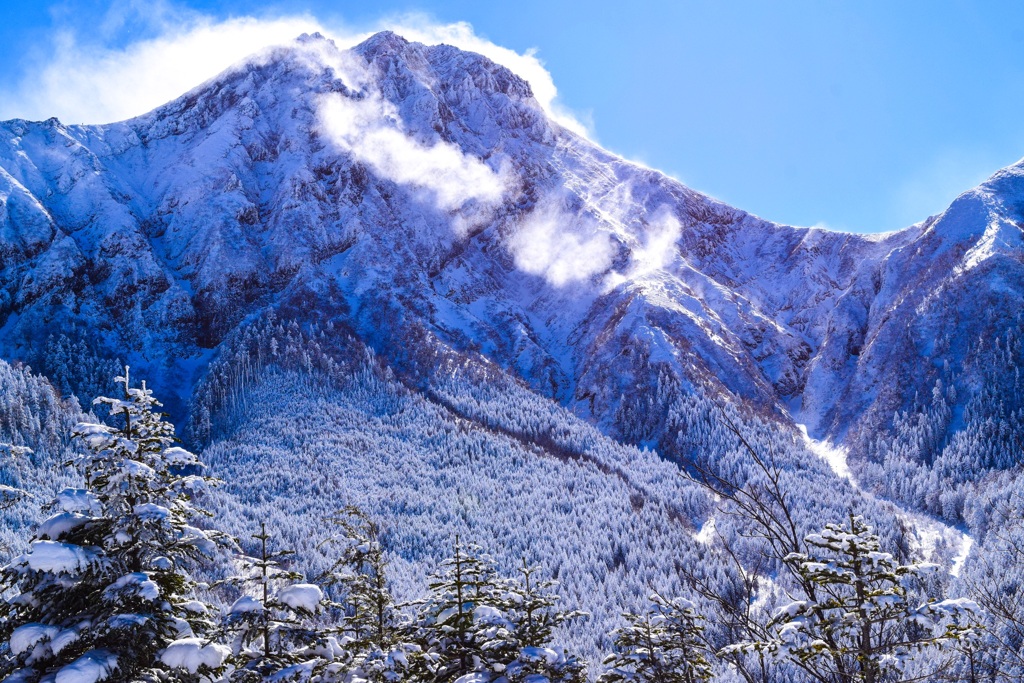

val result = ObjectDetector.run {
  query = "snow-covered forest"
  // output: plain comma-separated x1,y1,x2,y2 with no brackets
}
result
0,353,1020,682
3,28,1024,683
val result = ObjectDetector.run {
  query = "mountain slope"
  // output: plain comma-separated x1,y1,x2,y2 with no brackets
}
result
2,29,1023,674
0,30,1021,528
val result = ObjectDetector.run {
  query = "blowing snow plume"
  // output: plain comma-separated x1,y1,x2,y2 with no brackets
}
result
508,199,618,287
604,206,683,290
318,89,512,232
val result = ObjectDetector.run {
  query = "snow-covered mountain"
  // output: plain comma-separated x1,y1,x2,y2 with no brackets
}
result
2,28,1023,667
2,31,1021,456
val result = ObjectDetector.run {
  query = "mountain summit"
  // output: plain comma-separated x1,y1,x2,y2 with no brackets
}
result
0,29,1022,665
1,31,1020,448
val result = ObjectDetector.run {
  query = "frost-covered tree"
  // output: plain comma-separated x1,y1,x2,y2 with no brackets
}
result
493,560,587,683
317,506,417,683
410,543,586,683
413,538,508,682
218,522,334,682
504,561,574,648
0,443,31,512
600,593,712,683
321,506,397,649
0,367,227,683
951,486,1024,681
724,515,982,683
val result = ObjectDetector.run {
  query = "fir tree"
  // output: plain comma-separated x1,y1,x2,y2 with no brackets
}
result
218,522,334,682
600,593,712,683
0,367,227,682
414,537,507,682
494,560,587,683
320,506,397,649
723,515,983,683
318,506,415,683
412,546,586,683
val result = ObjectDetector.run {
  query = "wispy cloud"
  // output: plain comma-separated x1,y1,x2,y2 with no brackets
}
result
508,199,617,287
0,3,590,136
0,9,325,124
603,206,682,290
318,88,513,224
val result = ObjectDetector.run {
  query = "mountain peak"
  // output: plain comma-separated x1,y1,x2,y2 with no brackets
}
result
295,31,336,46
354,30,411,56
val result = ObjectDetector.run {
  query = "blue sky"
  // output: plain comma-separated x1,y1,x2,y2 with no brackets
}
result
2,0,1024,233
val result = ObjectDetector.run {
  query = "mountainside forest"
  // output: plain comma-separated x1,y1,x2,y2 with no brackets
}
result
0,31,1023,682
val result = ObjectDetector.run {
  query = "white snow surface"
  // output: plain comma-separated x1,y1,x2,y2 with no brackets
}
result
694,517,717,545
900,510,974,578
230,595,265,613
36,512,91,540
453,674,490,683
950,534,975,578
25,541,94,574
55,651,117,683
55,489,100,515
473,604,506,625
132,503,171,520
105,572,161,601
10,624,60,655
797,424,854,485
162,446,198,465
181,600,208,614
521,646,561,666
278,583,323,612
160,638,230,674
797,425,974,577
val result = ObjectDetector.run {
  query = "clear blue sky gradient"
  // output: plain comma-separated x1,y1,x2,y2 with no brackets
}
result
3,0,1024,233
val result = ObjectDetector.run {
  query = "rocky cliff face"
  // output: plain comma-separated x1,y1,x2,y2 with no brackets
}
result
0,30,1021,468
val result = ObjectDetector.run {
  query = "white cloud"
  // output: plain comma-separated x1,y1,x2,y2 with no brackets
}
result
508,200,616,287
604,206,682,290
627,207,682,276
382,16,591,137
318,90,511,219
507,197,683,290
0,13,327,124
0,5,590,137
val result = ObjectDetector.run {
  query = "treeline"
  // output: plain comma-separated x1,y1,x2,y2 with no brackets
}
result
153,317,1023,680
0,371,989,683
859,320,1024,523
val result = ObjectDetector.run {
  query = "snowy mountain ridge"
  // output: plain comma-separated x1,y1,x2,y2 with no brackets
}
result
0,29,1022,499
3,31,1024,673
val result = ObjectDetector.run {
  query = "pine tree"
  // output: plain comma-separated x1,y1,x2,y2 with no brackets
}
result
414,537,508,682
0,367,228,682
318,506,415,683
723,514,983,683
600,593,712,683
321,506,397,649
494,560,587,683
218,522,334,682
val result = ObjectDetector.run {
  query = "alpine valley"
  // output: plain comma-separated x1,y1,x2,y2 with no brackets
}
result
1,30,1024,680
